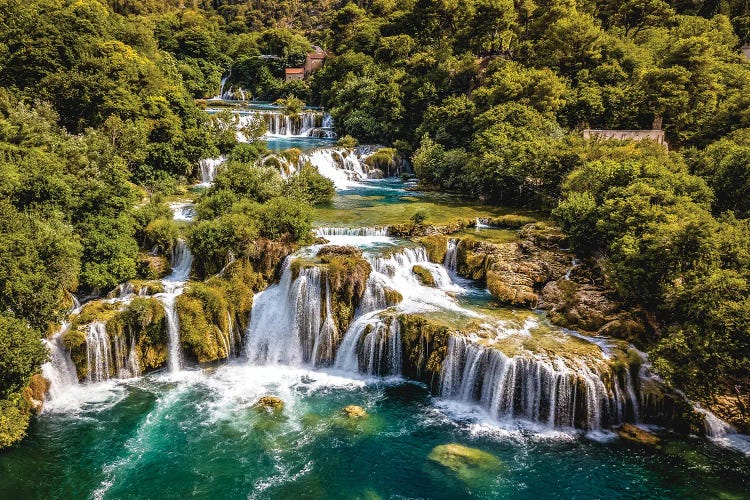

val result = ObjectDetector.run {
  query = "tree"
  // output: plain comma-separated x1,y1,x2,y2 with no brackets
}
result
0,313,47,399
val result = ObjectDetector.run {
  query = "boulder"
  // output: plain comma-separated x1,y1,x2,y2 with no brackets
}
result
253,396,284,414
427,443,504,483
616,423,661,446
412,265,436,286
342,405,368,419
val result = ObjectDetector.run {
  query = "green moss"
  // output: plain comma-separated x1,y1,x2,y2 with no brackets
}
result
313,196,536,229
398,313,454,386
318,249,372,333
137,253,170,280
364,148,399,176
486,270,538,307
483,214,537,229
281,148,302,165
418,235,448,263
66,297,168,379
177,288,229,363
383,287,403,306
412,265,435,286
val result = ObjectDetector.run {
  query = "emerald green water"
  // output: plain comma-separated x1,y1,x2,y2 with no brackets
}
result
2,363,749,499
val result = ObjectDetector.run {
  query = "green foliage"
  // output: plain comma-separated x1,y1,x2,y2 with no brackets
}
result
212,161,284,203
284,163,335,204
0,392,31,449
0,314,47,400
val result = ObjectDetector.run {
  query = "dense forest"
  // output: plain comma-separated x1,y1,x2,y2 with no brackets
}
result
1,0,750,450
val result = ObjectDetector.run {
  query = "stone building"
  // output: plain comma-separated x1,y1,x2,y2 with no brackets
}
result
582,129,668,149
285,67,305,82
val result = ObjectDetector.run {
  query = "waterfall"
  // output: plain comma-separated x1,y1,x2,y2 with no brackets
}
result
169,202,195,222
444,238,458,272
235,110,324,138
476,218,491,229
297,148,372,189
245,261,343,367
86,322,112,383
315,227,389,237
335,315,402,376
440,336,641,430
41,295,82,400
198,157,226,187
158,239,193,373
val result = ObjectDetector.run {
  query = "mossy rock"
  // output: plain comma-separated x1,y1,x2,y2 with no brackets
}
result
418,235,448,263
253,396,284,415
383,287,403,306
427,443,504,484
616,424,661,447
137,252,170,280
342,405,368,419
398,314,454,386
412,265,435,286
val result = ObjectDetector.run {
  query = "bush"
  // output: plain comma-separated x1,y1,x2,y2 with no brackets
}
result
0,314,48,400
258,197,313,241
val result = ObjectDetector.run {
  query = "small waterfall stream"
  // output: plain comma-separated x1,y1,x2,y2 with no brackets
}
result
158,239,193,373
41,295,82,400
198,157,226,187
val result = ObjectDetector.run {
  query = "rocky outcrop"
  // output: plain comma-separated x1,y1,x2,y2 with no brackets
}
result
398,313,455,390
316,246,371,334
64,298,168,380
342,405,368,419
454,234,568,308
178,260,263,363
253,396,284,415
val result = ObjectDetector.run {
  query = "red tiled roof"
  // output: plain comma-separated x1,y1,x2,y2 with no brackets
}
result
285,68,304,74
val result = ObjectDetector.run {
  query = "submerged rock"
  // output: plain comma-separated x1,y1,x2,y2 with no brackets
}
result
253,396,284,414
427,443,504,483
616,424,661,447
342,405,368,419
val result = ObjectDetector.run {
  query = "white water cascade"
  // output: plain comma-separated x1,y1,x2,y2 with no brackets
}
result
334,246,467,374
245,260,340,366
41,295,82,400
235,111,328,138
440,335,641,430
158,239,193,373
198,157,226,187
85,322,112,382
315,227,389,237
297,148,373,189
444,238,458,272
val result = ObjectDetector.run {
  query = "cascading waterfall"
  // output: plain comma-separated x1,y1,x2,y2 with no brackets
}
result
440,335,641,430
158,238,193,373
246,259,341,366
41,295,82,400
444,238,458,272
198,157,226,187
476,217,491,229
315,227,389,237
297,148,372,189
235,110,328,138
169,202,195,223
84,322,141,382
335,315,402,376
85,322,112,383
